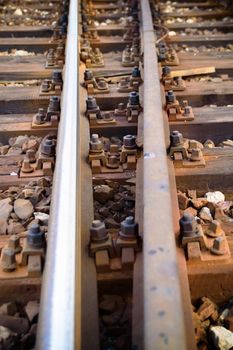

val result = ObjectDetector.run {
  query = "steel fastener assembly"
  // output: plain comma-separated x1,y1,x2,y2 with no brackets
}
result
27,224,46,249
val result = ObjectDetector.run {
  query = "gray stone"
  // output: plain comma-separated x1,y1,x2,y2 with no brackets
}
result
199,207,213,222
25,301,39,323
13,135,29,148
34,212,49,225
0,145,10,155
210,326,233,350
14,199,34,220
105,218,120,229
0,303,18,316
93,185,114,204
0,198,13,220
204,139,215,148
0,326,16,342
0,219,7,235
205,191,225,204
7,221,25,235
7,147,22,155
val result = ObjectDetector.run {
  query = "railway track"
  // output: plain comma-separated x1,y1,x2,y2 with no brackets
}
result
77,0,233,350
0,0,233,349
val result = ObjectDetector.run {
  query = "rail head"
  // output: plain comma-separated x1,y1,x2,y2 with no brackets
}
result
36,0,78,348
141,0,187,349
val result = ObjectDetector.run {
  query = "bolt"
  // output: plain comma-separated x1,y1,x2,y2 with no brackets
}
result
90,134,103,152
48,96,60,113
166,90,175,104
84,69,93,81
109,144,119,154
61,23,67,35
1,247,16,272
56,44,65,60
129,91,140,105
98,79,107,89
179,213,199,238
27,224,46,249
103,112,113,121
190,148,203,162
8,235,22,254
41,138,56,157
1,248,16,272
131,67,141,78
90,220,108,243
170,130,183,147
52,70,63,84
86,96,98,110
210,236,227,255
184,106,191,115
35,108,47,124
123,135,136,149
107,155,119,168
206,220,224,238
118,102,125,111
162,66,171,76
26,149,36,163
119,216,138,239
21,159,34,173
47,49,55,66
119,79,128,87
41,79,51,93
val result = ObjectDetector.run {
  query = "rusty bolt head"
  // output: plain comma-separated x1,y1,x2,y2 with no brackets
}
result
27,224,46,249
35,108,47,124
84,69,93,81
41,79,51,92
166,90,175,103
190,148,203,162
8,234,22,254
110,144,119,154
90,134,103,151
132,67,141,78
86,96,98,110
41,138,56,157
90,220,108,243
52,70,62,83
206,220,224,238
210,236,227,255
179,213,199,238
170,130,183,147
123,135,136,149
26,149,36,163
48,96,60,112
119,216,138,239
119,79,128,87
21,159,34,173
1,247,16,272
98,79,107,89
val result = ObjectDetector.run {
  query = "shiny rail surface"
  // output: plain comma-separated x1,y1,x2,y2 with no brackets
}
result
36,0,78,347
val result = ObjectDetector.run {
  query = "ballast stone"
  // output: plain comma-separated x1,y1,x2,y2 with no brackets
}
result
14,199,34,220
210,326,233,350
205,191,225,204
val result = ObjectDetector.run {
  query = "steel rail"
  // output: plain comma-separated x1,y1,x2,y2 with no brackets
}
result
36,0,78,347
141,0,188,348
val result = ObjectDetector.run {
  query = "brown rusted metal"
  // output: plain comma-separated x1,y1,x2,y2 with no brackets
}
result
139,0,192,349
